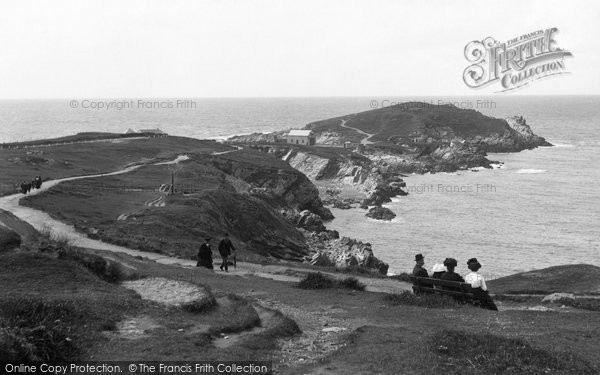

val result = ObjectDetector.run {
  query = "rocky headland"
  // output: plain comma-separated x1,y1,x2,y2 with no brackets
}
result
227,102,552,221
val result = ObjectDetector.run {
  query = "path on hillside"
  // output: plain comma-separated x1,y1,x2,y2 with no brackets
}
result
340,119,375,145
0,154,410,294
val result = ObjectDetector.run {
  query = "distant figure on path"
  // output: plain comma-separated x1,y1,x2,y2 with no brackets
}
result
412,253,429,277
464,258,498,311
26,182,32,193
34,176,42,189
218,233,235,272
196,237,214,269
20,181,28,194
431,263,447,279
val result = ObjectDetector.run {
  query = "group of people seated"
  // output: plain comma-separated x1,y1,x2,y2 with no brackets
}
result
412,253,498,311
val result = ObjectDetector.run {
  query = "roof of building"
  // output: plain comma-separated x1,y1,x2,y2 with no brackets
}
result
288,129,313,137
125,128,136,134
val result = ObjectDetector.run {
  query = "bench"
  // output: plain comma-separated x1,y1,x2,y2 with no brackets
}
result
409,276,476,303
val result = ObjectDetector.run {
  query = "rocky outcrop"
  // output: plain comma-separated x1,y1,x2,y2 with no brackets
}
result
304,231,389,274
295,210,326,232
471,116,552,152
366,207,396,221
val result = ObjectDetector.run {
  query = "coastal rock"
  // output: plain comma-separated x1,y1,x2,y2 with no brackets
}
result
310,252,334,267
296,210,326,232
366,207,396,221
0,225,21,252
304,232,389,275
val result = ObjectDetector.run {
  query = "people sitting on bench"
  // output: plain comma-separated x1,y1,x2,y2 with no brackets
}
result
464,258,498,311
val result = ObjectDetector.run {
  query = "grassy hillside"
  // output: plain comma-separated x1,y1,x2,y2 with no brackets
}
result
488,264,600,294
307,103,509,143
0,135,231,196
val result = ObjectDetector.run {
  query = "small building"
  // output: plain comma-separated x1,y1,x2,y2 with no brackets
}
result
139,128,165,135
287,129,316,146
125,128,136,134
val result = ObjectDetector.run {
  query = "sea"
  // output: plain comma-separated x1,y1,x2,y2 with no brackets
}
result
0,96,598,278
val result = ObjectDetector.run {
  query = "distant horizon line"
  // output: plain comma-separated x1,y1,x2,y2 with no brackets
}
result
1,94,599,101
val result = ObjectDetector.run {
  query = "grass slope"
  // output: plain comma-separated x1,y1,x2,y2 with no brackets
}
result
488,264,600,294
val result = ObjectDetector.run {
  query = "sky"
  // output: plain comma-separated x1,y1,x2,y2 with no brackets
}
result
0,0,598,98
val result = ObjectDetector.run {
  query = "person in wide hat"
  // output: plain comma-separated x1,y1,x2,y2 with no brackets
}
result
464,258,498,311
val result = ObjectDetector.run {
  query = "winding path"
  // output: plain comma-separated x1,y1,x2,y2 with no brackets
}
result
340,119,375,145
0,153,411,293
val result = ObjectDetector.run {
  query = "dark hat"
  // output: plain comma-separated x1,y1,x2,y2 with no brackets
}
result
443,258,458,267
467,258,482,270
415,253,425,261
205,237,212,241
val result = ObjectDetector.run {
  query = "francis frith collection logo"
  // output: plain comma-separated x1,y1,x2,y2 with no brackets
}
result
463,28,572,92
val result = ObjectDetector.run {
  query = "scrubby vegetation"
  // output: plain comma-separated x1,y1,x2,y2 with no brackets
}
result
430,330,598,374
297,272,366,291
383,291,459,309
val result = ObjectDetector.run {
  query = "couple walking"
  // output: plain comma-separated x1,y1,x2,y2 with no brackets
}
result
196,233,236,271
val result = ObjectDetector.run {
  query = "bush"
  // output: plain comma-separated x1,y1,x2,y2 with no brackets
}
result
337,277,366,291
297,272,335,289
430,330,597,374
383,291,459,309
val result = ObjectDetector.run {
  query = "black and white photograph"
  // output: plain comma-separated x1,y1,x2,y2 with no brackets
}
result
0,1,599,374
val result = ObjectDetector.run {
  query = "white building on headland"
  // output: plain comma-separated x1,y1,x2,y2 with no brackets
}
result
287,129,316,146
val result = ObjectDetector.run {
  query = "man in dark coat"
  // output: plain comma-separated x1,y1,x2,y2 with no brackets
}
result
440,258,465,292
218,233,235,272
412,253,429,277
196,237,213,269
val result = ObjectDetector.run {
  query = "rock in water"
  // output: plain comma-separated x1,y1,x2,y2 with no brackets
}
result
366,207,396,221
0,226,21,252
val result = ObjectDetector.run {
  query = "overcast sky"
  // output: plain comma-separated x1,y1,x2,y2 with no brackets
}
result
0,0,598,98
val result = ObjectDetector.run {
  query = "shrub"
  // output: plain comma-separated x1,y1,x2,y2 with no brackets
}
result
297,272,335,289
383,291,459,309
337,277,366,291
430,330,597,374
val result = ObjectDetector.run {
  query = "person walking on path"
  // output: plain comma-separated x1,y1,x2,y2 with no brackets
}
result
196,237,214,270
464,258,498,311
218,233,235,272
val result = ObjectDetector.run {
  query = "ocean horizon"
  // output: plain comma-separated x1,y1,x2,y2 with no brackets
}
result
1,95,598,277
